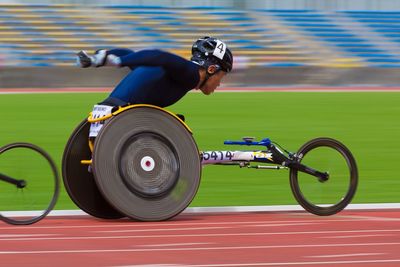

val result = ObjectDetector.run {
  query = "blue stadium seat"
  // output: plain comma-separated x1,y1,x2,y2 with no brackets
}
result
1,4,399,68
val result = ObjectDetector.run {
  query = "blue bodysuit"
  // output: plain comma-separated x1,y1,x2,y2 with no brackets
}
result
100,48,201,108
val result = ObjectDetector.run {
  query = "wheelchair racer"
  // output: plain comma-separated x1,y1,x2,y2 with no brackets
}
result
77,36,233,106
77,36,233,138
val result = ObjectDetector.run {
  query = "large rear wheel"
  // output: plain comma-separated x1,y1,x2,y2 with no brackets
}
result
62,119,124,219
93,107,201,221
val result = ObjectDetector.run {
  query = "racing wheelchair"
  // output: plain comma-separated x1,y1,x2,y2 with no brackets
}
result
62,104,358,221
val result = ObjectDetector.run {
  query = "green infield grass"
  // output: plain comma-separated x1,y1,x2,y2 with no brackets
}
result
1,91,399,210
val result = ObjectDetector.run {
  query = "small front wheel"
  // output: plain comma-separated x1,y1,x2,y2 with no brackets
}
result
289,138,358,216
0,143,60,225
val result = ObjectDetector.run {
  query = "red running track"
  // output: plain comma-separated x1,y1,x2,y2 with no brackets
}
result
0,209,399,267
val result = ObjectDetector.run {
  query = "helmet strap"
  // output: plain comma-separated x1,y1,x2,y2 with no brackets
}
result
199,65,220,89
199,71,211,89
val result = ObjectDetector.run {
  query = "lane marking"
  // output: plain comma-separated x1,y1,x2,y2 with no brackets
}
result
0,242,399,254
113,259,400,266
98,226,231,233
98,223,319,234
249,223,319,227
141,243,212,248
0,219,370,231
306,253,386,258
339,215,400,222
44,203,400,218
117,265,185,267
2,214,400,230
321,234,394,239
0,229,399,241
0,234,57,238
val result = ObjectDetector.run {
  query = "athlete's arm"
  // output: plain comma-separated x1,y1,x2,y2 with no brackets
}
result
118,49,200,86
106,48,134,57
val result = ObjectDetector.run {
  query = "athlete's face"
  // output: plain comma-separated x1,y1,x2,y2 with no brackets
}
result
199,66,227,95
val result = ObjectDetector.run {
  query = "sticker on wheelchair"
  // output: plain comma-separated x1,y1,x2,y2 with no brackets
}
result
89,105,114,138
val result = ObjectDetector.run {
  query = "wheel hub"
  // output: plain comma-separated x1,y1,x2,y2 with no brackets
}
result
119,132,179,198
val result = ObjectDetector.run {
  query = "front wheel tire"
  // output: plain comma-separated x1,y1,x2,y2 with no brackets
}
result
289,138,358,216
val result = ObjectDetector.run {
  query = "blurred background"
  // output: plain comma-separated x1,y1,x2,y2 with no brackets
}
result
1,0,400,87
1,0,399,210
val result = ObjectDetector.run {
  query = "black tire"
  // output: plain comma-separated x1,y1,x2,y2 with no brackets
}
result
0,143,60,225
289,138,358,216
62,119,124,219
92,107,201,221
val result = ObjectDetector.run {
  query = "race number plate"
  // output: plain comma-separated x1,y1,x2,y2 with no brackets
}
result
89,105,113,138
212,40,226,60
201,151,274,165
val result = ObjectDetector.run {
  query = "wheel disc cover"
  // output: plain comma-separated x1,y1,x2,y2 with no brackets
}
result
92,107,201,221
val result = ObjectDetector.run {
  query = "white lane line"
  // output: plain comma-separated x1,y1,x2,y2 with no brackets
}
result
112,259,400,266
0,220,356,231
116,265,184,267
322,234,394,239
249,223,319,227
306,253,386,258
0,234,58,238
141,243,212,248
172,203,400,213
26,203,400,217
339,215,400,221
98,223,319,233
1,229,400,241
1,215,398,231
0,242,399,254
98,226,230,233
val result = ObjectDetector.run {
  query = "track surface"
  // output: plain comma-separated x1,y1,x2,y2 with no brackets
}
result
1,87,399,265
0,209,399,266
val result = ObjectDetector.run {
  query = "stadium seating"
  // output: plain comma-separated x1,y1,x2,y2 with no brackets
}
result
266,9,400,67
0,4,399,68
